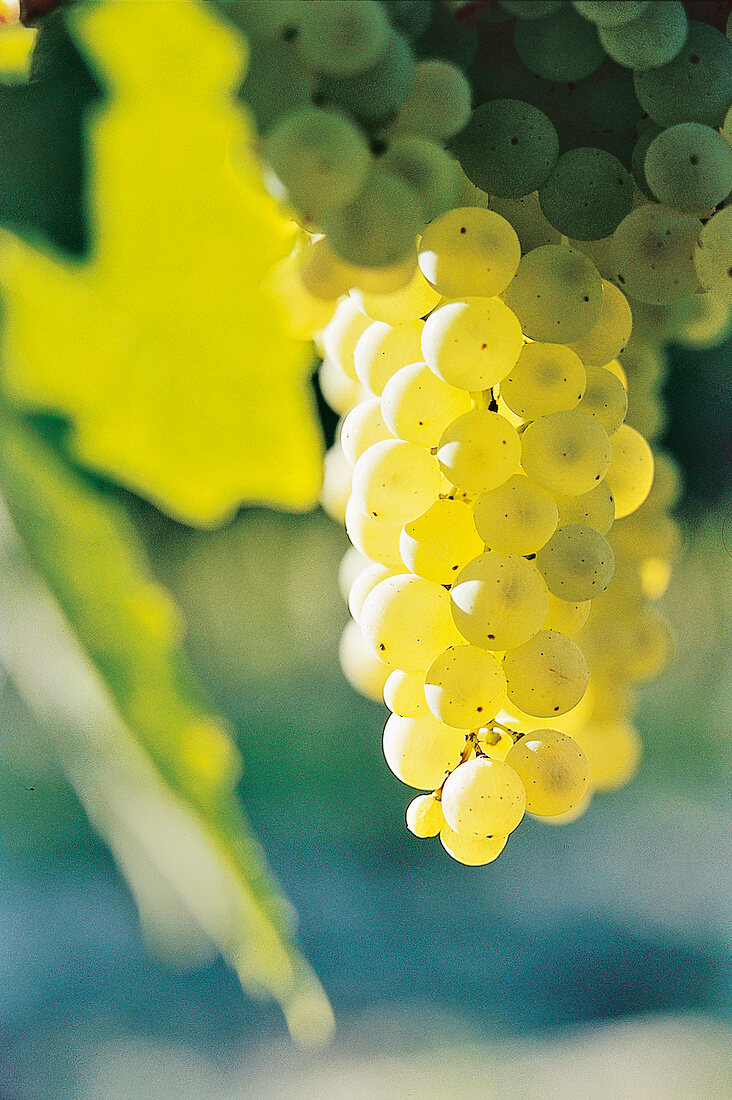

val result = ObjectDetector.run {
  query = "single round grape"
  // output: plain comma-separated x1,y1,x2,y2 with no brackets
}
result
354,318,425,395
437,410,521,495
473,474,558,556
539,148,633,241
567,281,632,367
503,245,604,343
605,424,655,518
393,59,472,141
344,496,403,565
321,443,352,524
451,551,550,650
644,123,732,213
501,1,565,17
406,793,444,838
264,106,371,221
452,99,559,199
425,645,507,729
324,166,422,269
421,298,524,392
543,592,591,636
341,397,393,465
521,409,611,496
577,365,628,434
694,208,732,302
318,358,364,416
487,191,562,252
296,0,389,75
572,719,641,791
383,711,466,789
239,38,315,134
384,668,429,718
555,480,615,536
515,6,604,82
503,630,589,718
598,1,688,71
633,20,732,129
361,573,461,670
418,207,521,299
381,362,472,449
353,266,440,326
499,342,586,420
505,729,590,815
442,756,526,837
610,205,702,305
536,523,614,601
381,136,459,223
339,619,390,702
572,1,649,26
316,28,415,123
348,562,399,623
401,498,484,585
439,825,507,865
352,438,440,523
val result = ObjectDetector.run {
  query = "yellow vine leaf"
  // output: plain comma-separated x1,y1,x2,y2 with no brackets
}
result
0,0,322,526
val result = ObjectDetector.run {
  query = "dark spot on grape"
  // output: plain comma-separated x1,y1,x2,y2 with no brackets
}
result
281,25,298,42
481,343,487,349
583,296,589,302
689,54,699,64
487,634,495,640
370,137,387,156
510,137,519,146
378,643,385,651
460,227,467,234
690,155,699,166
554,706,559,711
477,706,483,712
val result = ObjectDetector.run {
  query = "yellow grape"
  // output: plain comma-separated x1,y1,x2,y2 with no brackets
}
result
473,473,558,556
505,730,590,817
400,498,483,584
536,523,614,601
344,495,403,565
339,620,391,702
437,410,521,494
381,362,472,449
451,551,550,651
418,206,521,299
353,263,441,324
421,297,524,391
521,409,611,496
348,562,399,623
341,396,394,465
360,573,462,670
555,481,615,536
351,439,441,523
439,825,508,865
353,318,425,394
576,364,628,434
542,592,591,636
441,757,526,837
424,644,507,729
383,711,467,789
572,719,642,791
406,793,445,838
567,280,632,366
499,342,586,420
605,424,655,518
502,629,589,718
384,668,429,717
322,297,372,380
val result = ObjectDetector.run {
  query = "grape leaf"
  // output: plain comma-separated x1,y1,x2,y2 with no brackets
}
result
0,410,333,1043
0,0,323,526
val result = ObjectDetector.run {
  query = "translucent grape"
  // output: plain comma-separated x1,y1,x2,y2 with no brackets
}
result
341,397,393,465
605,424,655,518
384,668,429,718
437,410,521,495
351,438,440,523
406,793,444,838
338,546,370,602
572,719,641,790
344,496,403,565
392,59,472,142
354,318,425,395
538,148,633,241
521,410,611,496
543,592,591,636
353,265,440,325
567,281,633,367
418,207,521,299
424,645,507,729
503,630,589,717
633,21,732,128
383,711,466,789
323,297,374,381
361,573,461,670
576,365,628,434
644,123,732,213
452,99,559,199
451,551,550,650
610,205,702,305
555,480,615,536
499,343,586,420
598,2,688,71
381,135,459,223
400,499,484,585
348,562,399,623
505,729,590,815
339,619,390,702
381,362,472,449
321,443,352,524
439,826,507,865
515,6,605,82
536,523,615,601
297,237,354,301
264,107,371,221
502,245,604,343
694,208,732,302
296,0,389,76
324,165,422,269
572,1,649,26
318,357,363,416
421,299,524,392
316,28,415,123
473,474,559,556
441,757,526,837
239,38,315,134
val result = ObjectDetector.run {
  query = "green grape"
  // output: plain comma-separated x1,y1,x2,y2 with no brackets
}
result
505,729,590,815
392,59,472,142
694,208,732,302
347,562,399,623
515,6,605,82
538,148,633,241
633,21,732,129
672,293,732,347
425,645,507,729
264,107,371,221
441,757,526,837
400,499,484,585
316,29,415,123
353,265,441,325
221,0,305,39
344,496,404,565
319,358,364,417
421,299,524,392
572,719,641,791
381,135,459,223
341,396,394,465
439,825,507,865
536,523,614,601
324,165,422,269
351,438,440,523
598,2,688,71
499,342,586,420
486,192,562,252
610,205,702,305
576,365,628,434
555,480,615,536
624,383,666,440
354,318,424,395
644,123,732,213
619,341,665,388
452,99,559,199
383,711,467,789
361,573,461,670
323,298,372,380
413,2,477,69
501,1,565,18
502,245,604,343
521,409,611,496
321,442,352,524
473,474,559,556
406,793,444,838
381,362,472,449
384,1,433,42
296,0,389,75
338,546,370,602
339,619,391,702
238,39,315,133
503,630,589,717
543,592,591,636
605,424,655,518
572,2,649,27
296,236,353,301
437,410,521,495
567,281,633,367
451,551,550,650
384,668,429,718
418,207,521,299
